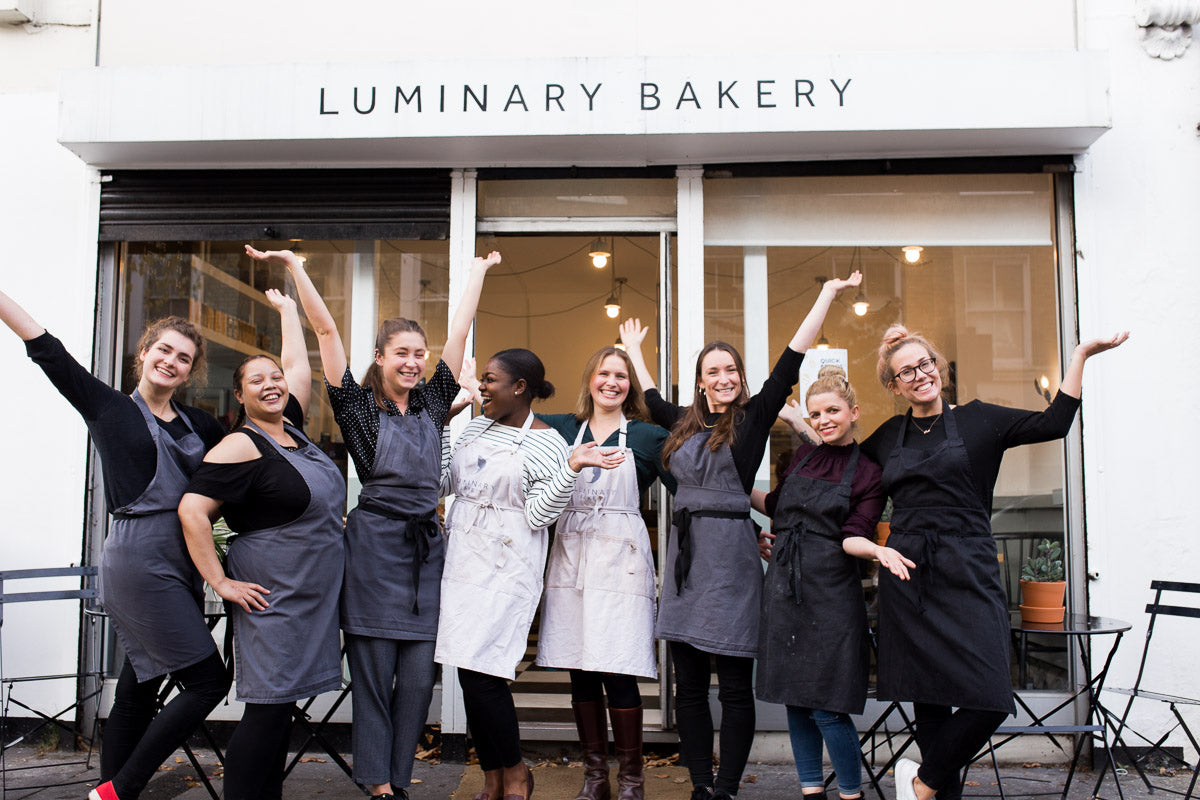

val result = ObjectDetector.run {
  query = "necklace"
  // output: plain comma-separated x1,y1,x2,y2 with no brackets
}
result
911,414,942,435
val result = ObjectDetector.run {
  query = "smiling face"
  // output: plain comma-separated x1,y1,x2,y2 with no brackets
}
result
375,330,428,398
590,354,631,414
807,391,859,446
698,348,743,414
235,356,289,421
479,358,526,423
138,330,197,392
888,341,943,411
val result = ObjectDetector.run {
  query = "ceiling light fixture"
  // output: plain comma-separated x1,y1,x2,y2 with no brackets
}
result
604,277,627,319
902,245,924,264
589,238,612,269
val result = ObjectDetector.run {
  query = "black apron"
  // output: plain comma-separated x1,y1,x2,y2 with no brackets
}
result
226,422,346,704
655,431,759,658
878,407,1015,714
756,444,868,714
342,408,443,637
100,390,218,681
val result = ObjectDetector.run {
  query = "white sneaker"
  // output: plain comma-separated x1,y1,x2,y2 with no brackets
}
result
894,758,921,800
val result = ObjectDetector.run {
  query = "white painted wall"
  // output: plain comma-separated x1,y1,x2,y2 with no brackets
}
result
93,0,1079,67
1074,0,1200,757
0,92,99,718
0,0,94,91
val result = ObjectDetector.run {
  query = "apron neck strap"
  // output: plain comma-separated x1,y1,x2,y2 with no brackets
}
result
574,414,629,448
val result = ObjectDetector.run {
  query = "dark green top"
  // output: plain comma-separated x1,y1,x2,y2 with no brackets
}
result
536,414,677,495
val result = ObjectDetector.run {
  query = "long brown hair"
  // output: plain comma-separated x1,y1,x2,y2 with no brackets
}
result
362,317,428,410
573,347,651,423
132,316,208,388
661,341,750,468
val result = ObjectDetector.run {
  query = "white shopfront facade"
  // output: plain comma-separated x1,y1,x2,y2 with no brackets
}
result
2,0,1197,761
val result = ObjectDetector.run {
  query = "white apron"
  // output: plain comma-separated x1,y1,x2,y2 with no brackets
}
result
436,413,550,680
536,417,658,678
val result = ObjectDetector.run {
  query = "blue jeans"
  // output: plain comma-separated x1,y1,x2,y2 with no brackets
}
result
787,706,863,797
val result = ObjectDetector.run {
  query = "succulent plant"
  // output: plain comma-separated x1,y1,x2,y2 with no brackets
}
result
1021,538,1064,583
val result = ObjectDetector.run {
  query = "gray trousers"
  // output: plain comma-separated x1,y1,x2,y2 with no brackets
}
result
346,634,437,787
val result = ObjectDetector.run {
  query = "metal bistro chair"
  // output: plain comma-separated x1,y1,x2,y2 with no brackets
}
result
0,566,102,798
1095,580,1200,800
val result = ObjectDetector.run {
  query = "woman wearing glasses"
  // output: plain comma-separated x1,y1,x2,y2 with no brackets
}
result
861,325,1128,800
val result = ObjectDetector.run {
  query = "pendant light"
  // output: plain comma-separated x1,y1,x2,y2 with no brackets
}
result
604,277,627,319
588,238,611,269
902,245,924,264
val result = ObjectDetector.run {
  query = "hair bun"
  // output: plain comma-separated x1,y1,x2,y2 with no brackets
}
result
536,380,556,401
816,364,848,381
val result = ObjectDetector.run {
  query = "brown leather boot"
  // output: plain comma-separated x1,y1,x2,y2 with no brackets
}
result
572,700,611,800
608,705,645,800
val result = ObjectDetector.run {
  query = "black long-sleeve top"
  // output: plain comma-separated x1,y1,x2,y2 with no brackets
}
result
859,391,1082,517
25,331,225,512
645,348,805,493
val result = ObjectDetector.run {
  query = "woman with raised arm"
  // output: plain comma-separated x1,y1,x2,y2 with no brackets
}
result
243,246,497,800
618,272,861,800
861,325,1128,800
752,365,914,800
1,289,228,800
178,289,345,800
438,348,621,800
535,346,677,800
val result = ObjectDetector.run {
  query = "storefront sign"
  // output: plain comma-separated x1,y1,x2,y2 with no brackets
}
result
58,52,1109,168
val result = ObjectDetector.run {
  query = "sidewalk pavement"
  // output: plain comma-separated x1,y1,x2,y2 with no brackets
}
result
2,743,1191,800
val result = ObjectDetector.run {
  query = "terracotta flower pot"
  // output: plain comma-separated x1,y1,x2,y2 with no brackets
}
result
1019,579,1066,623
875,521,891,548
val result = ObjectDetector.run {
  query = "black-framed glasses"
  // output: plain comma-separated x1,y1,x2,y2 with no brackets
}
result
895,357,937,383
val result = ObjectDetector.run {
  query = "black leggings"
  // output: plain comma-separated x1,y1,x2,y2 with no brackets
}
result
223,702,294,800
669,641,755,795
569,670,641,709
913,704,1009,800
459,668,522,772
103,652,229,799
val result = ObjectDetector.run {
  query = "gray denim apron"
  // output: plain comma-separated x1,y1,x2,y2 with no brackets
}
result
342,408,443,638
537,417,658,679
226,421,346,704
756,444,868,714
100,389,217,681
655,431,759,658
878,407,1016,714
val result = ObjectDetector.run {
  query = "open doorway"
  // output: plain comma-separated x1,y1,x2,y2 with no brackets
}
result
472,233,674,739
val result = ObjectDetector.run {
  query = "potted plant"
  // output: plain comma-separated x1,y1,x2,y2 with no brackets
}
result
875,498,893,548
1019,538,1066,623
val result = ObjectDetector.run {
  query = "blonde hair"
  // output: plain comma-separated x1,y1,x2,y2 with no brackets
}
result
573,347,651,423
806,364,857,409
876,324,951,392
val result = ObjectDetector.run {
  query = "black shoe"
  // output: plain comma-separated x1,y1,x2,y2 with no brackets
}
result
712,790,737,800
691,787,714,800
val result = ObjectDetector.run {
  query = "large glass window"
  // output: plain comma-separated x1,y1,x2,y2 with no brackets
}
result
703,174,1069,689
117,239,451,495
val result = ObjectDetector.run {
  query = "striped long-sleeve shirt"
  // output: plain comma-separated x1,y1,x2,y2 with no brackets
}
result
441,415,580,529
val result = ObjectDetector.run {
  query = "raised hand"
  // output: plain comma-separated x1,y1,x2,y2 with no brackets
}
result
778,399,818,444
619,318,649,351
568,441,626,472
458,356,482,405
473,251,502,271
824,270,863,294
245,244,302,270
263,288,296,314
1077,331,1130,359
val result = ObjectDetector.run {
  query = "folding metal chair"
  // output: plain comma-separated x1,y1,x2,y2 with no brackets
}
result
0,566,102,798
1097,580,1200,800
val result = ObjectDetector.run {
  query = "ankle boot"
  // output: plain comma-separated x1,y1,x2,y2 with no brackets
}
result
608,705,645,800
572,700,611,800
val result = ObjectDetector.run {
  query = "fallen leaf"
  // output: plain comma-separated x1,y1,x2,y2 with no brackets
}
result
412,779,424,784
964,781,980,787
1022,762,1042,769
673,778,687,784
744,775,757,784
300,757,328,763
655,773,669,779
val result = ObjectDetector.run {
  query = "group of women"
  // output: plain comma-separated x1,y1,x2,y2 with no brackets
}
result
1,248,1127,800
